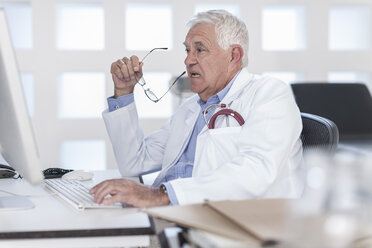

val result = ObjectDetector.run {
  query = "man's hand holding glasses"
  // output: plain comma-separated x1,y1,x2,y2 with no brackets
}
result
110,55,143,99
110,48,186,102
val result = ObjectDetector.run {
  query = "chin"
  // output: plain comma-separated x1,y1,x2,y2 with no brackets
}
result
189,81,201,94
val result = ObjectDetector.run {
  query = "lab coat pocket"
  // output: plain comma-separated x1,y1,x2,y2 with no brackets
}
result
193,126,242,177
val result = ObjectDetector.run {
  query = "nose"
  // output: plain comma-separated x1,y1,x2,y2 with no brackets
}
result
184,51,196,66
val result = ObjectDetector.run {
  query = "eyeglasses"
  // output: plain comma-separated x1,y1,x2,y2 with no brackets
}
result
135,48,186,103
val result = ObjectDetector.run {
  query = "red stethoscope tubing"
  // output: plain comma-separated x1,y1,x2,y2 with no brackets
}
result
208,108,245,129
203,103,245,129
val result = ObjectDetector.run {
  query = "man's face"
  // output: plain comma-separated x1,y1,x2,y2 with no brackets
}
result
184,23,232,102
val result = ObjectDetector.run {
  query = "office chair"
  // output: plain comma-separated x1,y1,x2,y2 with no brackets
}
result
291,83,372,141
300,112,339,154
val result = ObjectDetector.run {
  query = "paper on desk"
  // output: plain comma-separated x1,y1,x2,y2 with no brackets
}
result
143,199,291,244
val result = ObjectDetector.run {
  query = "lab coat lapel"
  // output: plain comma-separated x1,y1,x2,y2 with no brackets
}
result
161,99,200,172
197,68,254,136
222,68,254,106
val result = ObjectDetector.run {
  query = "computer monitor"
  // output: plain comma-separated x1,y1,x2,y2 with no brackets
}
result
0,9,44,208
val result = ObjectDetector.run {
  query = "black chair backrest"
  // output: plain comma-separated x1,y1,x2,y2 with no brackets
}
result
291,83,372,140
301,113,339,153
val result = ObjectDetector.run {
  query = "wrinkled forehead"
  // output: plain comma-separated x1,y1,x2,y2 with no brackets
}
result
184,23,216,47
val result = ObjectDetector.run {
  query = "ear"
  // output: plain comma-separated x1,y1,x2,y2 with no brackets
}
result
228,45,244,71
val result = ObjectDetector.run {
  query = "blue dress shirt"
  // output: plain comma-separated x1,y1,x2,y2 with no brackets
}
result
107,71,240,204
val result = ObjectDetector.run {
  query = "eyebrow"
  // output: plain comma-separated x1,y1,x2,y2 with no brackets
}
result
183,41,207,47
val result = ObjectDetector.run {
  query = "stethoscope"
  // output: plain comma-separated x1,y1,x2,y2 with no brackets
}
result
203,103,245,129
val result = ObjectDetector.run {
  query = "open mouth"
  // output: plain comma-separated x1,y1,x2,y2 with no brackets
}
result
190,72,201,78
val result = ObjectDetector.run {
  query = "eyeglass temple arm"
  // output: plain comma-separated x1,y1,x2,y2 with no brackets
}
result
155,71,186,102
141,47,168,62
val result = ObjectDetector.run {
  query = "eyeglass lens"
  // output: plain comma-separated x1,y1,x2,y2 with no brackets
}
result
136,48,186,103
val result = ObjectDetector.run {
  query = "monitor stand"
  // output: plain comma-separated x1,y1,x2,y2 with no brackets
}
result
0,196,34,210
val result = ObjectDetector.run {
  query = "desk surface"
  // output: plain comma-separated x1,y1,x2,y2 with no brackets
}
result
0,170,154,247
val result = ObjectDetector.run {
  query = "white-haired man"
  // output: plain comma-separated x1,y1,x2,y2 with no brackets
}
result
90,10,304,207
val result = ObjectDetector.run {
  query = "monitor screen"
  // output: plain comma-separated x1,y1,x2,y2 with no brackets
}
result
0,9,43,186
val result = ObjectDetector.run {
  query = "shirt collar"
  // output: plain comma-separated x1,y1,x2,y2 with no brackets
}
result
197,70,241,108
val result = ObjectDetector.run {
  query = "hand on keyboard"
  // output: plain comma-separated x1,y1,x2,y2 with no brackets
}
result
45,179,123,210
90,178,170,208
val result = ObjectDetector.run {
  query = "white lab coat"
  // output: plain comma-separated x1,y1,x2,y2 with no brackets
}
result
102,68,304,205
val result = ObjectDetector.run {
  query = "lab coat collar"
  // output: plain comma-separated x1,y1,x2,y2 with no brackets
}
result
196,68,253,135
183,68,252,112
220,67,254,105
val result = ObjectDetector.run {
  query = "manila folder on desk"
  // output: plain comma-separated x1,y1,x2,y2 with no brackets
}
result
205,199,291,242
144,199,291,243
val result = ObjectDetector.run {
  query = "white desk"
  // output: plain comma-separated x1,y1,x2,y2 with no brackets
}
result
0,170,154,247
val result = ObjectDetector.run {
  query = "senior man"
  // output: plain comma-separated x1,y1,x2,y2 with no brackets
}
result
90,10,304,207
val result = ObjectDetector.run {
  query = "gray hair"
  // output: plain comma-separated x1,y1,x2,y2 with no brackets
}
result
187,9,249,67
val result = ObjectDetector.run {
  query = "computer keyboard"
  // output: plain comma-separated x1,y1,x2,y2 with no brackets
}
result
44,179,124,210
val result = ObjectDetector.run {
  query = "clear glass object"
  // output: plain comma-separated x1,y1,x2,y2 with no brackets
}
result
284,151,372,248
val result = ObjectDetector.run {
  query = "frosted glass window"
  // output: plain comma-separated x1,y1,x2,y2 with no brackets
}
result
20,73,34,118
262,6,306,50
60,140,106,170
263,71,303,84
329,71,372,93
126,4,172,50
134,72,172,118
56,3,104,50
329,6,370,50
195,3,240,17
59,72,105,119
328,72,369,83
0,2,32,49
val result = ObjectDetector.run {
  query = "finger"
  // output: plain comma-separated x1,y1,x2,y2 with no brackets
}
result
94,185,115,204
89,180,109,194
93,180,127,204
94,190,109,204
92,181,115,203
130,56,140,72
130,56,141,82
89,182,112,194
120,57,132,81
123,56,142,83
134,61,144,82
102,194,126,206
126,57,136,81
110,60,125,80
89,187,96,194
